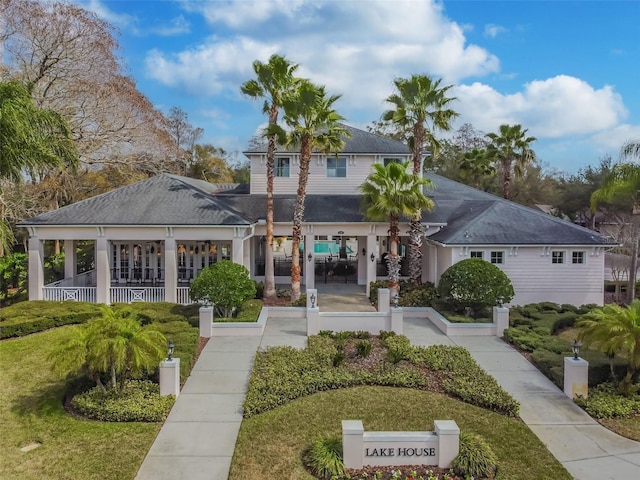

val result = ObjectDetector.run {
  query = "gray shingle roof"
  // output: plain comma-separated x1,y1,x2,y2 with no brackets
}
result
21,170,615,247
20,174,253,226
242,123,410,155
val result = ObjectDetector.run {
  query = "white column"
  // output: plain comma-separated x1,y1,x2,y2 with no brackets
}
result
564,357,589,399
164,237,177,303
304,234,315,290
342,420,364,470
64,240,77,284
493,306,509,337
232,236,244,266
366,235,377,297
390,305,403,334
28,237,44,300
95,237,110,304
199,306,213,338
377,288,390,313
242,237,251,271
159,358,181,397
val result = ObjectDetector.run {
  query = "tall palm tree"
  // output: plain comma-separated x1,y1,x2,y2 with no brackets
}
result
592,141,640,303
241,55,299,301
486,124,536,200
383,75,458,284
577,300,640,392
360,162,434,298
270,80,349,300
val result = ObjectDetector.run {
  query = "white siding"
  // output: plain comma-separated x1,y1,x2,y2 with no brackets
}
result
442,246,604,306
249,154,388,195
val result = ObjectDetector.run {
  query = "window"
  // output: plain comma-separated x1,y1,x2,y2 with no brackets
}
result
470,251,483,259
327,156,347,177
384,158,402,166
572,251,585,264
275,157,290,177
491,251,504,264
552,251,564,264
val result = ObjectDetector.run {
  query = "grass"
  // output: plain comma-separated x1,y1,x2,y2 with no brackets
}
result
229,386,572,480
0,326,163,480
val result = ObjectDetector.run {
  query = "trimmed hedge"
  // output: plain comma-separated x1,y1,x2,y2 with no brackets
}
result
244,336,519,418
575,384,640,418
0,301,101,339
368,280,437,308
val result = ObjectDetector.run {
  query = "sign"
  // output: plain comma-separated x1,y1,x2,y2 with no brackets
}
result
342,420,460,470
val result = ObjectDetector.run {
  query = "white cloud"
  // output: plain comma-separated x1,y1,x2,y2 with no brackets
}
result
147,0,499,106
149,15,190,36
484,24,507,38
455,75,627,138
80,0,137,28
591,124,640,153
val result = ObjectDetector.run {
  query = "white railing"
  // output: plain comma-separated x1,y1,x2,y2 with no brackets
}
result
177,287,191,305
45,270,97,288
110,287,165,304
43,287,97,303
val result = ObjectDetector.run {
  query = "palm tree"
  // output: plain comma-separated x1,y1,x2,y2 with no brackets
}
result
241,55,299,301
49,307,166,393
591,141,640,303
383,75,458,284
486,124,536,200
360,162,434,298
270,80,349,300
458,148,495,189
577,300,640,392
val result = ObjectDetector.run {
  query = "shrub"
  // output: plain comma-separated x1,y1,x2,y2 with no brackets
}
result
189,260,256,317
444,374,519,417
451,432,498,479
288,294,307,307
575,384,640,418
530,349,565,387
437,259,514,317
253,281,264,299
399,282,437,307
503,327,545,352
71,380,175,422
304,436,344,479
0,252,28,305
368,280,388,306
550,312,579,334
355,340,372,358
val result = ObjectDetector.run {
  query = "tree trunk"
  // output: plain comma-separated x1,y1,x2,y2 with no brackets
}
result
407,121,425,284
408,218,424,284
628,214,639,304
387,216,401,298
264,111,278,301
291,137,312,300
503,157,512,199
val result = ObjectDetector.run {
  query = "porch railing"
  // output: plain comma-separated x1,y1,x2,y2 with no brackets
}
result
110,287,165,304
177,287,191,305
43,287,97,303
45,270,97,288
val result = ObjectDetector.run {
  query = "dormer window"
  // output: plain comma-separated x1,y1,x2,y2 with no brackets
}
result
327,156,347,177
275,157,290,177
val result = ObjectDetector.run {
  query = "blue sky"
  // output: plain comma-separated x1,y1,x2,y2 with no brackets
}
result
78,0,640,174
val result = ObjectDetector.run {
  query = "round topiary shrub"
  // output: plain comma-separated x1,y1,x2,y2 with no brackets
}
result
189,260,256,317
304,436,344,479
437,258,514,317
451,431,498,478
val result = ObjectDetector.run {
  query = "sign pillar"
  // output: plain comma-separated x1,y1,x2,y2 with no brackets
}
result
342,420,365,470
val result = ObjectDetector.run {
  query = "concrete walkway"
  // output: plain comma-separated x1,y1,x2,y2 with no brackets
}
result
137,308,640,480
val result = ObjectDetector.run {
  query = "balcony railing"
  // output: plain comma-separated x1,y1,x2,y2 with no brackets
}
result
43,287,97,303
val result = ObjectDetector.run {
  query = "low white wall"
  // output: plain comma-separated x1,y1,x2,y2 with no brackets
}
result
406,307,502,337
309,311,401,335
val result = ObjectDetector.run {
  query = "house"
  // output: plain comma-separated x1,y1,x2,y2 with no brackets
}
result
20,125,615,306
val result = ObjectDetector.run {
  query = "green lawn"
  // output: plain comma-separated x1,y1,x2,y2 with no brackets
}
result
230,386,572,480
0,326,160,480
